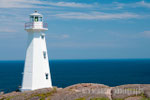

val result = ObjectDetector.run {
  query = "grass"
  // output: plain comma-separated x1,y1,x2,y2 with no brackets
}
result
0,96,16,100
113,99,124,100
90,98,109,100
75,97,86,100
28,87,57,100
138,92,150,100
141,97,150,100
75,97,109,100
0,87,57,100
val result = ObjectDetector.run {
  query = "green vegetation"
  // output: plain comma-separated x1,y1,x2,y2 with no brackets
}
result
75,97,109,100
28,87,57,100
113,99,124,100
141,97,150,100
138,92,150,100
0,96,16,100
90,98,109,100
75,97,86,100
0,88,57,100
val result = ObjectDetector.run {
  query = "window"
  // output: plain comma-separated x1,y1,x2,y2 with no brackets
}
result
40,17,42,21
35,16,38,22
43,51,46,59
30,16,34,22
45,73,48,80
41,35,44,39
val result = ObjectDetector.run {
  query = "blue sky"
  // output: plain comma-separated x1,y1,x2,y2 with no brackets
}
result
0,0,150,60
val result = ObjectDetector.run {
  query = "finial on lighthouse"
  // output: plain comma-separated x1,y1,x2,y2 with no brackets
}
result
35,10,38,13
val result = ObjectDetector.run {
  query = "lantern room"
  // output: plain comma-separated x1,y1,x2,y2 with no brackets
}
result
25,11,48,30
30,11,43,22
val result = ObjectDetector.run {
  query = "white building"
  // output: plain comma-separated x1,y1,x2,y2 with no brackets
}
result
21,11,52,92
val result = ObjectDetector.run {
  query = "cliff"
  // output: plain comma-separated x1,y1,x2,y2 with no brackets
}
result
0,83,150,100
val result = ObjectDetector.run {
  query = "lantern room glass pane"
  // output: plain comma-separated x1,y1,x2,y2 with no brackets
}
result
40,17,42,21
35,16,38,22
30,16,34,22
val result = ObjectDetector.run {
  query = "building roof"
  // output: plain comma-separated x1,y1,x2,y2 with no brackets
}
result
30,11,43,17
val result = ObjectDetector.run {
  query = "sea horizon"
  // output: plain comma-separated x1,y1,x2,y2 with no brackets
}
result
0,58,150,61
1,59,150,93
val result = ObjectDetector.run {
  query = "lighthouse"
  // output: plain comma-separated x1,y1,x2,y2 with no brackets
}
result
21,11,52,92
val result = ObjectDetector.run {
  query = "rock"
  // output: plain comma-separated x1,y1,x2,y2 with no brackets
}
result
0,92,4,95
125,96,142,100
111,84,144,99
51,83,109,100
1,83,150,100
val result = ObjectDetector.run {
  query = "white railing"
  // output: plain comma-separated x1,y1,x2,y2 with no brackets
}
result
25,22,48,29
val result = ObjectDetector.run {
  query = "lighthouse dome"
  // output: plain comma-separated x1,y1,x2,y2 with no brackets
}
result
30,11,43,17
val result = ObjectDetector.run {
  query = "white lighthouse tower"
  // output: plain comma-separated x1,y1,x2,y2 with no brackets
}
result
21,11,52,92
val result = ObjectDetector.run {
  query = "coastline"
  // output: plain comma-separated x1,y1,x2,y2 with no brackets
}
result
1,83,150,100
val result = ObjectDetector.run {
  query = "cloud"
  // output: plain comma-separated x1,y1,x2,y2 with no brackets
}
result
134,1,150,8
0,0,94,8
0,0,42,8
0,28,17,33
1,0,150,10
113,1,150,9
52,12,140,20
47,34,70,39
0,28,18,39
61,34,70,39
143,31,150,37
48,42,117,48
46,2,94,8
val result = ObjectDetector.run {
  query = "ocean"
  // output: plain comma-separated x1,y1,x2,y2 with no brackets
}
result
0,59,150,93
